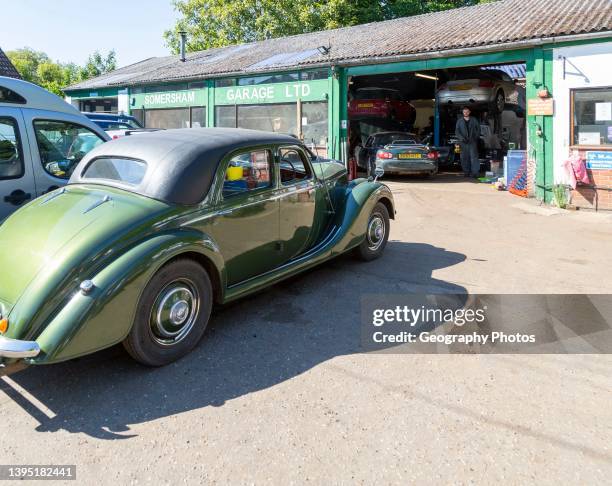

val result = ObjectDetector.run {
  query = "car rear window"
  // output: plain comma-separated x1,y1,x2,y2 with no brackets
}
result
82,157,147,186
355,89,401,100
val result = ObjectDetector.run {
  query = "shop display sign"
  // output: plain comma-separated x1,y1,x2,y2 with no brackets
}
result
579,132,601,145
527,97,554,116
586,151,612,170
595,102,612,121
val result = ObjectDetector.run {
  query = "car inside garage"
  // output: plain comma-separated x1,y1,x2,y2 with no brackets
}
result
348,63,527,180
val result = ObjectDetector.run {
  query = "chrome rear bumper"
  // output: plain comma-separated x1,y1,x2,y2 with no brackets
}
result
0,335,40,358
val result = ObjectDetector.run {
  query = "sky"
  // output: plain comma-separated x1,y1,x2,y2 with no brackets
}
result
0,0,180,68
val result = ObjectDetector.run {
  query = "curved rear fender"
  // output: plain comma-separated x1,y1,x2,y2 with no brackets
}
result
32,231,225,364
330,181,394,255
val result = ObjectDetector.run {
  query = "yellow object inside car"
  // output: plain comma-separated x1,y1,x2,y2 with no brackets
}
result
226,166,243,181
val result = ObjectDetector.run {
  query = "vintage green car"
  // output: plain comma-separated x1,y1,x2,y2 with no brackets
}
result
0,128,394,370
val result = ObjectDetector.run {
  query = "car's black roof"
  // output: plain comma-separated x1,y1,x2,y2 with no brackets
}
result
70,128,299,205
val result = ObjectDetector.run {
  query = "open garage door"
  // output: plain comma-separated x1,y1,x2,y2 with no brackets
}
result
348,63,526,180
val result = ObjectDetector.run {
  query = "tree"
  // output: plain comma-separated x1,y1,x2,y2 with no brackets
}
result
80,50,117,79
5,47,50,82
6,48,117,96
164,0,491,53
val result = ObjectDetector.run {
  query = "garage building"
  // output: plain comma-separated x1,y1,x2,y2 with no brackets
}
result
64,0,612,208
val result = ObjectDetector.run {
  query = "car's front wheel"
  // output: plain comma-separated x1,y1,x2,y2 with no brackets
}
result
123,258,213,366
355,202,390,261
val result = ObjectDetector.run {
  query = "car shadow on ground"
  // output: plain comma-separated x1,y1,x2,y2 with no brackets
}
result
380,172,483,184
1,241,467,439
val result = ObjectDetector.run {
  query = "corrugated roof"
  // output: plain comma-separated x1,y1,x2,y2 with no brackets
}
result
0,48,21,79
67,0,612,91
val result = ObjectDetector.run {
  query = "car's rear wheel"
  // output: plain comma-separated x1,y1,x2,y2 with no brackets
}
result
123,258,213,366
355,202,390,261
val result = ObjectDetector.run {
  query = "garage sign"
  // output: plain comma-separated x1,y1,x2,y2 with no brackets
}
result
215,79,328,105
586,151,612,170
527,98,554,116
131,89,208,108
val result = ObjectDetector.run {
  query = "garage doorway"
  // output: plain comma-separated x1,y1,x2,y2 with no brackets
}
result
348,63,526,180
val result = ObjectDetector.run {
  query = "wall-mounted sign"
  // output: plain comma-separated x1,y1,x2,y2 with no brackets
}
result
144,91,196,105
586,151,612,170
527,97,554,116
131,89,207,108
215,79,328,105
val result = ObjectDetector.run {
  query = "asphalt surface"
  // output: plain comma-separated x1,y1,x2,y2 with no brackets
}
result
1,173,611,484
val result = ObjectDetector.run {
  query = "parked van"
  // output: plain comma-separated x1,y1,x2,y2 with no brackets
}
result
0,76,109,220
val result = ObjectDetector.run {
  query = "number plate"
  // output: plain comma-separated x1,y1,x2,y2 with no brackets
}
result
357,103,374,108
398,153,422,159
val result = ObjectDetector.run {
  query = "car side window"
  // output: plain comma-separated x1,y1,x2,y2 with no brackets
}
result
222,149,272,198
365,137,373,147
33,119,104,179
279,147,312,185
0,117,24,180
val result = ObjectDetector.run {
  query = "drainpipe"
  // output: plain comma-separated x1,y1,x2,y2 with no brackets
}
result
179,31,187,62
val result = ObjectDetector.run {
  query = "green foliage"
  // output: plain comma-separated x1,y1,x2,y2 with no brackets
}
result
81,50,117,79
6,48,117,96
164,0,491,53
5,47,49,82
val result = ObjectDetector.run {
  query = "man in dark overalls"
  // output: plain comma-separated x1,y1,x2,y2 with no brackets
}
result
455,106,481,178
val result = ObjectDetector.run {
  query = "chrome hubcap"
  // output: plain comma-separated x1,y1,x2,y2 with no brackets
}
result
367,215,385,251
150,279,199,346
169,300,190,325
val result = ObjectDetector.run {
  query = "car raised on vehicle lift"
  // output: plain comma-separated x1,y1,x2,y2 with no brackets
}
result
0,128,394,372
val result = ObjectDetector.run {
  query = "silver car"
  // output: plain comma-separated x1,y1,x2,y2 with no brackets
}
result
436,68,525,114
0,77,109,220
375,140,439,177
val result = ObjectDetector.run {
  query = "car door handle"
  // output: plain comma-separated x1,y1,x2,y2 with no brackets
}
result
4,190,32,205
